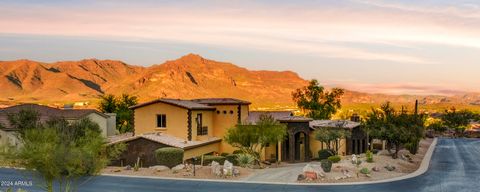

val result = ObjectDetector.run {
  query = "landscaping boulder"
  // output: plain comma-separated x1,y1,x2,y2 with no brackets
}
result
341,169,352,178
233,168,240,177
297,174,306,181
304,171,317,180
372,166,380,172
377,150,390,156
303,164,325,179
124,165,132,170
150,165,170,172
384,164,396,171
223,160,233,176
262,161,272,166
211,161,222,176
172,164,185,171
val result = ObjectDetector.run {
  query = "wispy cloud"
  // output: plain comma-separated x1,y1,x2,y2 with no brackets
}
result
1,1,480,94
0,1,456,64
326,81,467,96
354,0,480,19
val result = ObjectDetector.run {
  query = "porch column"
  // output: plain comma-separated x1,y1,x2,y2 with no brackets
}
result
289,133,295,163
305,132,310,161
277,141,282,162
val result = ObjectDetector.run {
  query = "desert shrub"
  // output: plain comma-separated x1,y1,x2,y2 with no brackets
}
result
360,167,370,175
225,154,238,165
328,155,341,163
237,153,255,168
320,159,333,172
366,150,374,163
232,150,244,154
405,141,419,155
220,152,229,157
203,155,226,166
155,147,184,168
318,149,334,160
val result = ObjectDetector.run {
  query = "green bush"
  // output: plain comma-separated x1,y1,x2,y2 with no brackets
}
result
220,152,229,157
360,167,370,175
203,155,226,166
366,150,374,163
318,149,334,160
328,155,341,163
155,147,184,168
232,150,244,154
225,154,238,165
320,159,332,172
237,153,255,168
405,141,419,155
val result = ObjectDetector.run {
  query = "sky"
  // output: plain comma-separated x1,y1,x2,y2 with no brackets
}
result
1,0,479,95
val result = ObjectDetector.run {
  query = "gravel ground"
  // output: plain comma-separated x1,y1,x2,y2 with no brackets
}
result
101,139,432,183
243,138,433,183
102,165,253,180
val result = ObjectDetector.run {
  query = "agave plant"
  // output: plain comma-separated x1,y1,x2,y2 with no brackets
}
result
237,153,255,168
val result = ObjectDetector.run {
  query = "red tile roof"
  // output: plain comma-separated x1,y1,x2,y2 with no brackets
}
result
191,98,251,105
130,98,216,110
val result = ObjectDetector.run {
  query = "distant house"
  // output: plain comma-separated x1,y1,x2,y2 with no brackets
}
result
113,97,368,167
0,104,116,146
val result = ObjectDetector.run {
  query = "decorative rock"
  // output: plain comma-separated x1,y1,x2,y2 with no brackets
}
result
377,150,390,156
233,168,240,177
172,164,185,171
297,174,306,181
335,176,342,180
342,169,352,178
150,165,170,172
211,161,222,176
372,166,380,172
384,164,396,171
124,165,132,170
223,160,233,176
303,164,325,179
262,161,272,165
317,172,325,178
304,171,317,180
351,154,357,164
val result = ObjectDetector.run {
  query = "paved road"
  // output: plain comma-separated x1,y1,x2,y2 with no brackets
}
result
1,138,479,192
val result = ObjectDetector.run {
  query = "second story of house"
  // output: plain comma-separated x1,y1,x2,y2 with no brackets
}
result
130,98,250,142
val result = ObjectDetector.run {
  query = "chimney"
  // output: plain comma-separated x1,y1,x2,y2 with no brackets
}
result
350,113,360,122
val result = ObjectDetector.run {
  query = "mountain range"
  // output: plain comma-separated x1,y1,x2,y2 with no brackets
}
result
1,54,480,111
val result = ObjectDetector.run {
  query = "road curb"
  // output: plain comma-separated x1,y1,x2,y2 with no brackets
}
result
102,138,438,186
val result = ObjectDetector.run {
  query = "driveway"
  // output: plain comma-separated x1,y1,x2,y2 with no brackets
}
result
1,138,479,192
241,163,308,182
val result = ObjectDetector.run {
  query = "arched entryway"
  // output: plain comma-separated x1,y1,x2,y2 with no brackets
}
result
282,130,310,162
294,132,307,161
277,117,312,163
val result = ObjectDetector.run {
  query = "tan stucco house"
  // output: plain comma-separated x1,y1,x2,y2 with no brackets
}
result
109,98,250,166
113,97,368,166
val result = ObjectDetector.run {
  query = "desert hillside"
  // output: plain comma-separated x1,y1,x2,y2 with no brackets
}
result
1,54,480,111
0,54,307,108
